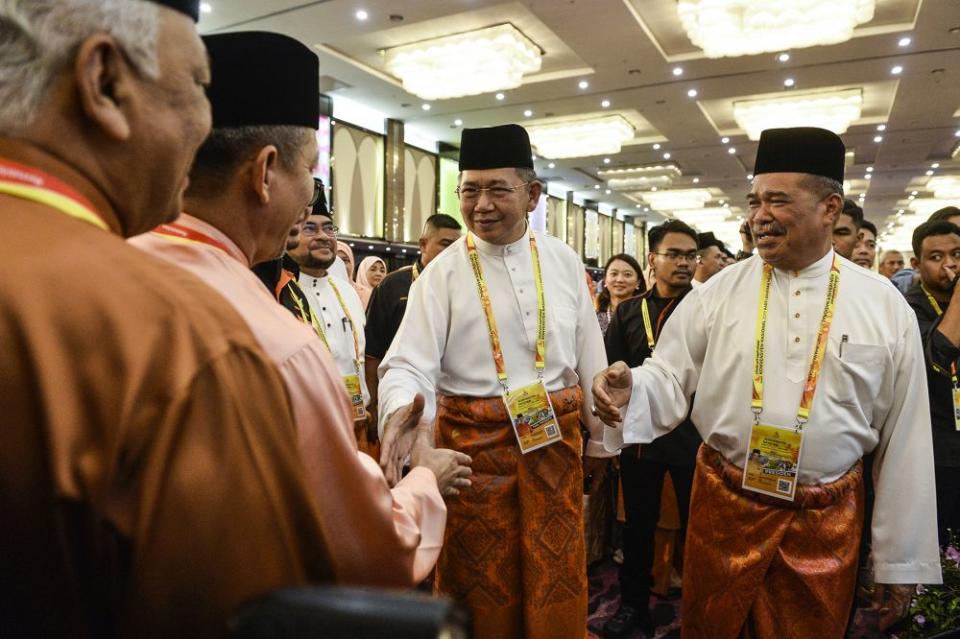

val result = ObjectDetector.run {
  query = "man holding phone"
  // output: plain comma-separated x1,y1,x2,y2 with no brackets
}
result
904,219,960,545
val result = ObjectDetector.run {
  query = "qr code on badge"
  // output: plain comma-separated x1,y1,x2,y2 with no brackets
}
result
777,479,791,494
545,425,557,437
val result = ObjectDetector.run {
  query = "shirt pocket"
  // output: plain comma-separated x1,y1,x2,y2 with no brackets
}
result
548,305,579,365
822,342,886,409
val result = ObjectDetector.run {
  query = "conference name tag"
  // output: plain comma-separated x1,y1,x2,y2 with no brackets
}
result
503,380,562,454
342,374,366,421
954,388,960,432
742,423,804,501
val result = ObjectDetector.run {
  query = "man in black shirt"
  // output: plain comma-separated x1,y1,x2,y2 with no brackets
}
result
602,220,703,639
904,219,960,545
364,214,462,426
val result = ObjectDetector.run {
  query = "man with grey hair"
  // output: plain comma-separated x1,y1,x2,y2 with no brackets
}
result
0,2,338,635
594,127,940,637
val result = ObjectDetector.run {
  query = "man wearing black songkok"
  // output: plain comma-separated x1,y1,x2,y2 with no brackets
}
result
594,127,941,637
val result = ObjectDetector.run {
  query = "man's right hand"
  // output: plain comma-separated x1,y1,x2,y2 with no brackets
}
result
592,361,634,426
380,394,427,486
410,422,473,497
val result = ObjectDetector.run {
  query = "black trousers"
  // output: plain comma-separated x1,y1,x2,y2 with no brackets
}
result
618,446,695,609
936,464,960,546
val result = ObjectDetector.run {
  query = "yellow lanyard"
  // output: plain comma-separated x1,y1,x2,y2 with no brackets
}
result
465,231,546,393
412,261,420,281
0,158,108,231
921,284,960,389
288,282,330,348
641,298,656,351
326,278,363,376
752,255,841,429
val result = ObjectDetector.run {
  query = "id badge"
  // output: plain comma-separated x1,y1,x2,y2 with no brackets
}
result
742,423,804,501
953,388,960,432
342,374,366,421
503,380,562,454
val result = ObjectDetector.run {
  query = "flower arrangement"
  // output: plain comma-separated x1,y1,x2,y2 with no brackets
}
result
903,532,960,637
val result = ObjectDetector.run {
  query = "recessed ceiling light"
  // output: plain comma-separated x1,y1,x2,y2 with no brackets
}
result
663,152,671,159
548,162,556,169
891,65,903,75
723,202,730,208
777,52,790,62
421,103,431,111
877,124,886,131
355,8,368,20
495,92,505,101
866,166,874,172
932,162,940,168
454,118,463,126
874,135,883,143
687,88,698,97
651,187,658,192
644,207,650,211
955,130,960,138
601,99,611,108
653,143,661,150
523,109,533,117
911,190,919,195
672,67,684,76
605,189,612,194
898,36,912,47
200,2,212,13
693,177,700,183
747,173,754,179
926,170,935,175
909,195,916,200
865,174,872,179
783,78,795,87
728,147,736,154
603,157,611,164
594,184,600,190
578,80,589,89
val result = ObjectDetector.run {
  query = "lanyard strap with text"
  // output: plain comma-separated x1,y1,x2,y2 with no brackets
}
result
0,158,107,231
288,282,330,349
921,283,960,394
412,261,420,281
151,222,233,255
641,298,656,351
327,278,362,376
751,255,841,429
465,231,546,393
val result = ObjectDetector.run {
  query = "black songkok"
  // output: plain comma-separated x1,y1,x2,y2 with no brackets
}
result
202,32,320,130
148,0,200,22
459,124,534,171
753,127,845,184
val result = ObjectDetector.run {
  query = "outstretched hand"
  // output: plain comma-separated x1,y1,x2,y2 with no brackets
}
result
380,394,426,486
410,422,473,497
592,361,634,426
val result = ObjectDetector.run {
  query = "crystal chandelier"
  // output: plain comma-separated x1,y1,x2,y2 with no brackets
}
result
677,0,876,58
733,89,863,141
383,24,541,100
640,188,714,211
527,115,635,159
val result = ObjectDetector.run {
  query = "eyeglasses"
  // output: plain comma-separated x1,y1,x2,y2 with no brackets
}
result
455,181,531,201
652,250,699,263
302,222,338,237
309,178,323,207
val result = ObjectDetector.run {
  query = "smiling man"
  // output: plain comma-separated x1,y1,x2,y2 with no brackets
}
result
593,127,940,638
378,124,614,639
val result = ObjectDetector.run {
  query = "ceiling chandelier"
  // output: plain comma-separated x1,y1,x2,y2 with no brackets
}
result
926,176,960,200
600,163,681,190
527,115,635,159
640,188,714,211
677,0,876,58
383,23,541,100
733,89,863,141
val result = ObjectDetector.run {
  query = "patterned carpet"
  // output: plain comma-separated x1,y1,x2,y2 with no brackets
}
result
587,558,681,639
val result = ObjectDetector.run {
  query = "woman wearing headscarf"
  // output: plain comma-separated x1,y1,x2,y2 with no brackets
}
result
355,256,386,310
336,241,371,305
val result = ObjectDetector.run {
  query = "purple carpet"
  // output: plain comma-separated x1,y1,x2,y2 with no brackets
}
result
587,558,681,639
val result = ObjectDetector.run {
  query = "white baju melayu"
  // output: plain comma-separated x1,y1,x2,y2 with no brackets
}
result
378,227,614,457
607,250,941,584
299,272,370,408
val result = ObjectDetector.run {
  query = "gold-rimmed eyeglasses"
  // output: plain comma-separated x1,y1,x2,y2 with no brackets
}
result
455,181,531,202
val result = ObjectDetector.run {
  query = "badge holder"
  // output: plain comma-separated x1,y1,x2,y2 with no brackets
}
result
502,376,562,454
742,411,804,501
343,374,366,421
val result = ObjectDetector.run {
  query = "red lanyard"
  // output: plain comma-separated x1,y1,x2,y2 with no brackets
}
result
0,158,107,231
152,222,233,255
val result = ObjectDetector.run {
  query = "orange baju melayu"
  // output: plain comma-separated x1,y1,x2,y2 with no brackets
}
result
435,387,587,639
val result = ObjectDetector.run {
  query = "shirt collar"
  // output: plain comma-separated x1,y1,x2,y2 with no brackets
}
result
298,270,329,288
470,222,530,257
774,248,835,280
0,137,123,235
174,213,250,266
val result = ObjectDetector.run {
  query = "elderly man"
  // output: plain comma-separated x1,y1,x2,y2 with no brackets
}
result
692,231,726,286
879,250,905,279
0,2,339,635
593,127,941,638
132,31,467,588
378,124,614,639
